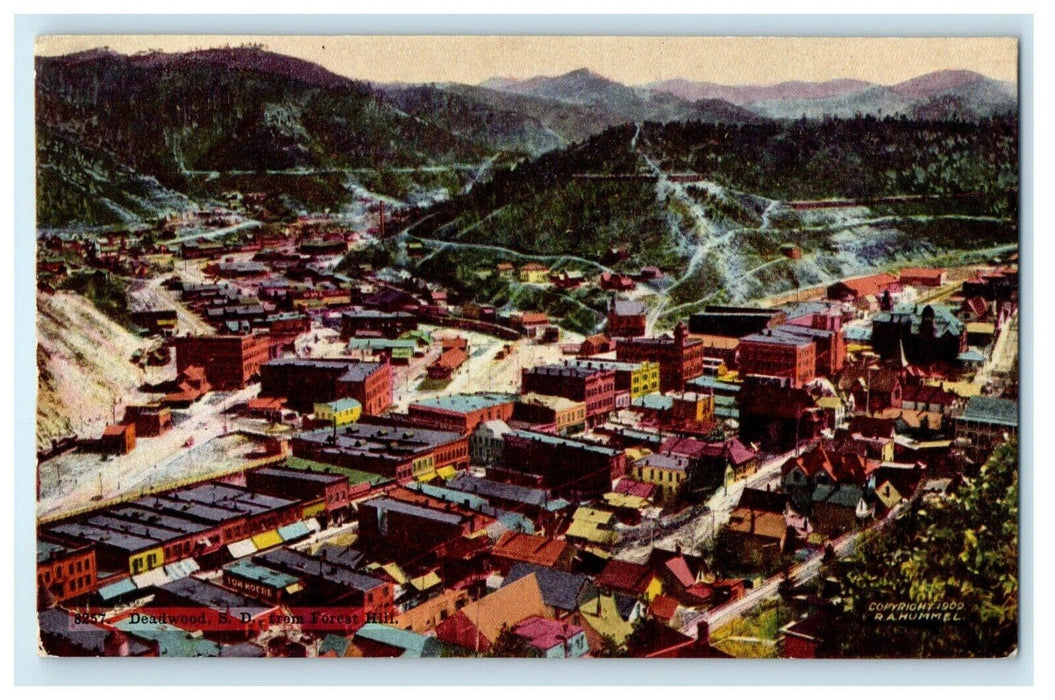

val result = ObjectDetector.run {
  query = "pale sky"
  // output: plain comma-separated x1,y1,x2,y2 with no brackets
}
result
35,35,1018,86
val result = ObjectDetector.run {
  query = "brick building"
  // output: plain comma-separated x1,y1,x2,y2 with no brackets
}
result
870,304,967,365
738,330,817,387
340,310,418,340
291,422,469,481
607,298,647,337
122,404,173,438
521,362,616,427
41,482,304,576
357,496,478,563
408,393,517,435
37,539,97,603
174,334,272,390
245,467,353,516
513,393,587,435
616,323,705,392
737,381,822,453
502,430,625,498
100,423,136,455
567,358,661,400
260,358,392,415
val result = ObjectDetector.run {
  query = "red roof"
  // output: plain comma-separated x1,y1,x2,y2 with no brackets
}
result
902,384,957,406
492,532,571,568
596,559,654,594
614,479,656,499
663,557,696,589
513,616,584,652
432,347,468,371
648,595,681,622
832,272,900,299
102,424,130,437
900,267,945,280
517,312,549,325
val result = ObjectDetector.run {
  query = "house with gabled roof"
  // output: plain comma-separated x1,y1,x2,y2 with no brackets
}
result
434,573,552,653
596,559,664,602
503,563,597,619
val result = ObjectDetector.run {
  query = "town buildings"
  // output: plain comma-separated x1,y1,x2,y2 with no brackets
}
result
292,421,469,481
501,430,625,498
521,362,616,427
738,330,817,387
870,304,967,365
260,358,392,415
616,322,705,392
174,334,272,390
408,394,516,435
607,298,647,337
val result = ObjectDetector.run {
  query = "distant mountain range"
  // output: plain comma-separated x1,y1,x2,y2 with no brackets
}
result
489,67,1017,121
35,46,1018,228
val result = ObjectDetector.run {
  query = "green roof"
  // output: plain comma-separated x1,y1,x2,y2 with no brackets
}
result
347,338,417,350
317,397,362,413
633,394,674,411
113,619,221,658
412,393,516,414
354,624,440,658
224,559,300,589
282,457,389,486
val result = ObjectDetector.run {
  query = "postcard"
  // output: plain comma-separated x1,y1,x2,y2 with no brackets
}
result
33,34,1019,659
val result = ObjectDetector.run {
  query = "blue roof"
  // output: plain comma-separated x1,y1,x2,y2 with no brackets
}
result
319,634,351,656
277,521,312,542
686,376,741,394
97,577,138,601
843,325,873,342
958,348,987,362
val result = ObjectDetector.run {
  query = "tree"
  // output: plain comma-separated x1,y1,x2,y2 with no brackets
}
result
819,441,1018,658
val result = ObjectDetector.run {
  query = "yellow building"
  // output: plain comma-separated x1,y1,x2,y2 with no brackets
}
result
630,361,661,398
632,452,692,501
671,391,715,425
314,398,362,427
570,359,660,399
519,262,550,284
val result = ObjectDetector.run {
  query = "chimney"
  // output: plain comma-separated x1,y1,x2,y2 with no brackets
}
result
696,621,711,647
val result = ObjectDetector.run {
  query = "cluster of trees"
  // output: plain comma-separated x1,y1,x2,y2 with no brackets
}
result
641,116,1018,218
818,441,1018,658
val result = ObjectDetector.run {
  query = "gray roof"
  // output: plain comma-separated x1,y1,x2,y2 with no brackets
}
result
255,547,386,592
960,396,1018,428
446,474,551,508
611,299,646,316
362,497,466,526
158,576,271,619
295,422,463,458
873,303,965,337
524,363,612,379
39,609,155,656
741,329,815,347
637,452,692,473
504,563,593,612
